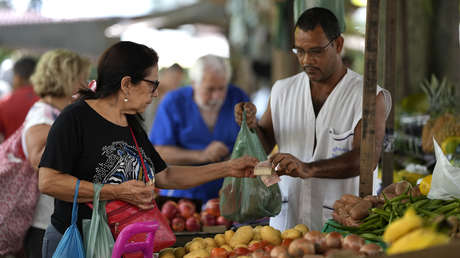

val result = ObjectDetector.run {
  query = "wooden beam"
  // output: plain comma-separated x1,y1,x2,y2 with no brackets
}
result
382,0,397,188
360,0,379,197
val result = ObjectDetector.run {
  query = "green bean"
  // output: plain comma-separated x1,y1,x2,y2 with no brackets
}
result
434,202,460,214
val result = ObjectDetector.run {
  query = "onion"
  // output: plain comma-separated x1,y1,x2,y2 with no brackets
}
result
359,243,383,256
342,234,365,252
270,246,289,258
325,232,343,249
288,238,315,257
304,231,327,253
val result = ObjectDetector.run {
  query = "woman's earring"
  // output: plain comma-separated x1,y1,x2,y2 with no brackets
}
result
124,97,128,102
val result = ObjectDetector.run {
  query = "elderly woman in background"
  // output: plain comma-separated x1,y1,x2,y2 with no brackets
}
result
21,50,90,258
38,41,258,257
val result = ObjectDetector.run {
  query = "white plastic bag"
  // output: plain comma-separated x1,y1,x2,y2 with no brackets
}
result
427,139,460,200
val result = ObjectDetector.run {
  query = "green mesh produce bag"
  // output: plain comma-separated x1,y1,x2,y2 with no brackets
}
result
219,111,282,223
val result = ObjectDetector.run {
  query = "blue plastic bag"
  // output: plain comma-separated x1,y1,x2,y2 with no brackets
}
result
52,180,85,258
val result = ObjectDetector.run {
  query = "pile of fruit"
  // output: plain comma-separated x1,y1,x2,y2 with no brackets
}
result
161,198,232,232
420,75,460,153
383,208,450,254
158,224,384,258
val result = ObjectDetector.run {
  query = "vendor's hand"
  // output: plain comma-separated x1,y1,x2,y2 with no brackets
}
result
116,180,156,210
270,153,314,179
227,156,259,178
234,102,257,129
202,141,229,163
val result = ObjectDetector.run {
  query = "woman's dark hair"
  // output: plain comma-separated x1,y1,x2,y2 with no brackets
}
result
295,7,340,41
79,41,159,137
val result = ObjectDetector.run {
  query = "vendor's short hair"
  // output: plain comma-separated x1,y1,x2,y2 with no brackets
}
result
295,7,340,41
31,49,90,97
189,55,231,86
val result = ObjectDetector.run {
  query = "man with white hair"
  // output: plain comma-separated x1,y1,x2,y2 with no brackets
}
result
149,54,249,203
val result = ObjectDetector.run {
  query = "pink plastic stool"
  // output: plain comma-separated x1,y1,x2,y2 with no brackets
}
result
111,221,159,258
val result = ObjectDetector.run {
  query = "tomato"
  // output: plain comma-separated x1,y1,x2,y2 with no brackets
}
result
281,238,293,248
233,247,250,256
263,244,275,253
210,247,228,258
248,241,264,251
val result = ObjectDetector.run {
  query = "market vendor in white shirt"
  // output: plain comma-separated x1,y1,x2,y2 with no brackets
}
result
234,7,391,231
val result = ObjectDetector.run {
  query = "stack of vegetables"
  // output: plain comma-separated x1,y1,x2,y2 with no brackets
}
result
158,224,384,257
330,181,460,242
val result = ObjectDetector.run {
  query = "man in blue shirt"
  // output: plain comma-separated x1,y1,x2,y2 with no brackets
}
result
149,55,249,203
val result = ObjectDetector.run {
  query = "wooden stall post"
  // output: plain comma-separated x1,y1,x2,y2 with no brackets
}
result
382,0,397,188
360,0,379,197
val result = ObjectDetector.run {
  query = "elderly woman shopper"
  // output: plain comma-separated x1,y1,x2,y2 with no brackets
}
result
38,41,258,257
22,50,90,257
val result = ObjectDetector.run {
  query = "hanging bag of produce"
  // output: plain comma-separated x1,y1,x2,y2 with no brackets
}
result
52,180,85,258
220,111,282,223
83,183,114,258
428,139,460,200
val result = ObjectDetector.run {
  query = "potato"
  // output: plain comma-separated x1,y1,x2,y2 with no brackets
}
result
233,244,248,249
174,247,186,258
206,246,214,254
184,242,192,253
184,249,210,258
224,230,235,244
204,237,217,248
350,200,372,220
214,233,226,246
220,244,232,252
260,226,282,246
294,224,309,235
253,232,262,241
189,240,206,252
159,248,175,258
395,181,411,195
340,194,361,205
270,246,289,258
229,226,254,248
281,229,302,239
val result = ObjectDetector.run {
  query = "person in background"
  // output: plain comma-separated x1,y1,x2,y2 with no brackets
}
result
235,7,391,231
143,63,184,132
22,50,91,258
149,55,250,203
0,57,39,142
37,42,257,257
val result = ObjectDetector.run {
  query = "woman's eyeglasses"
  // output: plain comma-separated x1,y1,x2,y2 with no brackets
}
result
141,79,160,93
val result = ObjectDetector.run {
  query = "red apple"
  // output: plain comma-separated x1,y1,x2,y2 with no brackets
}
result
193,212,200,221
216,216,232,228
161,200,178,220
185,216,201,232
178,200,196,218
200,211,216,226
171,217,185,232
205,198,221,217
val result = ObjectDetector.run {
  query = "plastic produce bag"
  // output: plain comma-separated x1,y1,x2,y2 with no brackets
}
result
427,139,460,200
220,111,282,222
83,184,114,258
52,180,85,258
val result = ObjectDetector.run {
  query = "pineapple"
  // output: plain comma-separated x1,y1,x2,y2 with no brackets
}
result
420,75,460,153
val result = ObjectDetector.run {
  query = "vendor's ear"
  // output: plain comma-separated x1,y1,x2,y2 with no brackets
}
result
335,35,344,53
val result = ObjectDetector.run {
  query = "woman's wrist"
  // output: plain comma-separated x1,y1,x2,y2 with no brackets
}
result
100,183,118,201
